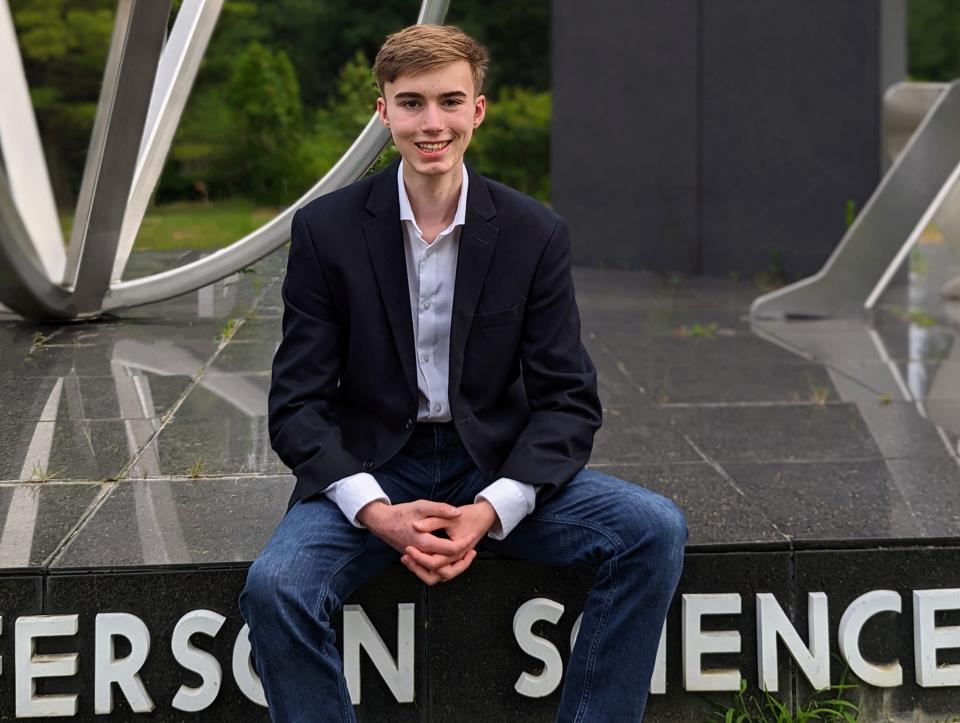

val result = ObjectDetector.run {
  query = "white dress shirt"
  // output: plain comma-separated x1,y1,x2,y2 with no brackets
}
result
323,162,536,539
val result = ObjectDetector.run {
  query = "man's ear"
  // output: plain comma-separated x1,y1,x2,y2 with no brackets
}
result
376,96,390,127
473,94,486,128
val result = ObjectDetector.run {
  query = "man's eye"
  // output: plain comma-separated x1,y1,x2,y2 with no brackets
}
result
402,100,420,109
442,99,463,106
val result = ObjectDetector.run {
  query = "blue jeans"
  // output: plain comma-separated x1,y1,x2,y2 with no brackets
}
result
240,423,686,722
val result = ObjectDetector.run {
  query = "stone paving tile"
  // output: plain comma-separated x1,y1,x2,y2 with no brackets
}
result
665,403,883,463
51,476,292,567
722,459,954,541
0,483,101,568
0,418,151,482
594,462,784,546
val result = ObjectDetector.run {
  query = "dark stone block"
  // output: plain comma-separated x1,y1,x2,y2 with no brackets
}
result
39,564,425,721
427,551,794,722
551,0,699,272
0,575,44,720
552,0,906,277
794,547,960,719
426,559,592,722
645,551,795,721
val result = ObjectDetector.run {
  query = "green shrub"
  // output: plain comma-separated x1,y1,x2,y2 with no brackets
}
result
467,87,551,202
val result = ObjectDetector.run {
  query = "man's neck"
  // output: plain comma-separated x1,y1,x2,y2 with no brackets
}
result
402,163,463,233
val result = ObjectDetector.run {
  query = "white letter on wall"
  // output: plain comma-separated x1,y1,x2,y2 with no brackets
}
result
757,592,829,692
514,597,565,698
94,613,154,714
15,615,79,717
343,603,415,704
682,593,742,691
914,589,960,687
171,610,226,712
232,625,266,706
838,590,902,687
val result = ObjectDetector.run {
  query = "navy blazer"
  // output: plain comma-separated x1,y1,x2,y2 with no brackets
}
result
268,160,602,509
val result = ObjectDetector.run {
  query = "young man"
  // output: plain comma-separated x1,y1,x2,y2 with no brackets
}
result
240,24,686,722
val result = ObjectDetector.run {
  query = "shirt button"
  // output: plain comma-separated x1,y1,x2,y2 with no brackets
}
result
434,404,442,413
422,301,430,310
421,353,430,363
404,418,414,430
425,249,433,257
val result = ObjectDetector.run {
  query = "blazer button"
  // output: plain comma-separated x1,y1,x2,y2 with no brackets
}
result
404,418,414,430
362,460,374,471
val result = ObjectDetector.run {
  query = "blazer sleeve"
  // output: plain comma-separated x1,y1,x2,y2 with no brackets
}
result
495,218,602,497
267,208,364,490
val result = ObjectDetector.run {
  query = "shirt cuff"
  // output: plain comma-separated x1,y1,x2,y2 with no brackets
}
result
324,473,390,528
475,477,537,540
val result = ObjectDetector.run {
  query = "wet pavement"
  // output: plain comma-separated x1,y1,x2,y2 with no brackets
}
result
1,243,959,570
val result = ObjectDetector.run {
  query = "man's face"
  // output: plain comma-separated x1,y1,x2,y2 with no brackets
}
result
376,60,485,181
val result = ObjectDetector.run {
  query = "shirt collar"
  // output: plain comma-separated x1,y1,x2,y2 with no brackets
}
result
397,160,469,232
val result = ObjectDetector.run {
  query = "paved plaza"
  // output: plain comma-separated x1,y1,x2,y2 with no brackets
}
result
0,243,959,720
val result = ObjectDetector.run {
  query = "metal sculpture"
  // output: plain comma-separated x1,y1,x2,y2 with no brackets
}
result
0,0,449,320
751,80,960,319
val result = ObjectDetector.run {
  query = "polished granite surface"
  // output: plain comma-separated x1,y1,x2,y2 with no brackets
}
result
1,244,960,569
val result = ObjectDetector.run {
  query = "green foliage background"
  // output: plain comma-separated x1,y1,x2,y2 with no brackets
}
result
9,0,960,213
11,0,552,210
908,0,960,81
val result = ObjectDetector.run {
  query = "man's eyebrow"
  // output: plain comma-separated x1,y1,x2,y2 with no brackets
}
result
393,90,469,100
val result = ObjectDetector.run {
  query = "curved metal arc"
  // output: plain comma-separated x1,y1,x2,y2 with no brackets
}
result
64,0,173,313
103,114,392,310
0,0,66,283
102,0,450,312
111,0,224,283
0,168,76,317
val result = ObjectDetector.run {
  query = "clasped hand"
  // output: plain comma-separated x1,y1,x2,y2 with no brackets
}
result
357,499,497,585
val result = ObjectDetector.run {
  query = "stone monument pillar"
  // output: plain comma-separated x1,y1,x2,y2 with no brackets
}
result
551,0,907,277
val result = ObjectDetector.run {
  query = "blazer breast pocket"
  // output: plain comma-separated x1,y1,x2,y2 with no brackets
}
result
471,303,521,330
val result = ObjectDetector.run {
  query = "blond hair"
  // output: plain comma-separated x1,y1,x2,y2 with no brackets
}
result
373,24,489,96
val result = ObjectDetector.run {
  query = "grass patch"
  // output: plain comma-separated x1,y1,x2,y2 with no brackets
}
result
673,323,719,340
187,458,205,478
61,199,279,252
889,306,936,328
709,677,859,723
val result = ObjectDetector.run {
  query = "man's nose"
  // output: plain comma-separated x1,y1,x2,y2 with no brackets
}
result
421,102,443,132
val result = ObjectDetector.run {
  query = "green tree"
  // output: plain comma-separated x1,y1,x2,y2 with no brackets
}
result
219,41,310,204
302,51,398,183
468,88,551,201
11,0,115,207
908,0,960,81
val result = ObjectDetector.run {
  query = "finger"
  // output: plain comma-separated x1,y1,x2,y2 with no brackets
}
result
414,534,467,558
405,545,462,571
414,500,462,519
413,516,459,533
401,554,442,586
436,549,477,582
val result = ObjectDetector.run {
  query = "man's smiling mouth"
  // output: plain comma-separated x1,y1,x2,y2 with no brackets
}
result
415,140,452,152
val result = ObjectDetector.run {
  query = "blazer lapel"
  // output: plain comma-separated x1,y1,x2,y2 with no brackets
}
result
449,169,499,400
363,164,418,399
